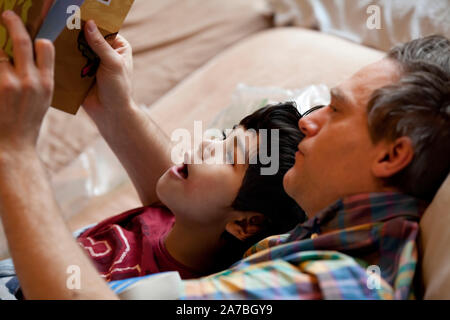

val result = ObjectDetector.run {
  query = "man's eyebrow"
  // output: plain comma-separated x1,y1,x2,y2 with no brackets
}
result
330,87,352,107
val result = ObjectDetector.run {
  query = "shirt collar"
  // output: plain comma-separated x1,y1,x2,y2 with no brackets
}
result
289,192,428,240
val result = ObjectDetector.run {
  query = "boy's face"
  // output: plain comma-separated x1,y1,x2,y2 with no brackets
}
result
156,127,259,227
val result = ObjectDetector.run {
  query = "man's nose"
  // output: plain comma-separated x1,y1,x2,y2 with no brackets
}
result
298,116,320,137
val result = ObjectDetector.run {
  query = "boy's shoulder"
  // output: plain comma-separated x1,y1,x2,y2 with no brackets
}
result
77,204,175,239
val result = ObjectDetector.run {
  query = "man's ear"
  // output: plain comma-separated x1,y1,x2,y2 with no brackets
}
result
225,212,266,241
372,137,414,179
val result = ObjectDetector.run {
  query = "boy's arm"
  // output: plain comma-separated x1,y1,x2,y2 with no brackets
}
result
82,21,173,206
87,99,173,207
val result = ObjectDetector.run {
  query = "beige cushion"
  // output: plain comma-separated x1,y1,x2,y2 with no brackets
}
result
121,0,272,108
268,0,450,52
147,28,384,135
420,174,450,299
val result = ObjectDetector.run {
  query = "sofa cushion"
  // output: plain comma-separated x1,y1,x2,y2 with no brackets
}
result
147,28,384,135
121,0,272,108
420,174,450,299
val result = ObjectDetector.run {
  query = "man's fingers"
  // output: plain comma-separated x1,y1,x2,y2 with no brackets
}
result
84,20,119,67
0,48,20,100
35,39,55,78
1,11,34,75
0,48,13,73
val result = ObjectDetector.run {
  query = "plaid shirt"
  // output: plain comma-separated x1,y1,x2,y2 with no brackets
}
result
179,192,427,300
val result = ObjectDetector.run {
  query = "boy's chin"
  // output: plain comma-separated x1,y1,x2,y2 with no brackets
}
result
156,177,187,209
155,175,174,204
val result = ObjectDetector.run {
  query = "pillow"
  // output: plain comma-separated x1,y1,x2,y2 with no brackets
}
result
420,174,450,299
268,0,450,51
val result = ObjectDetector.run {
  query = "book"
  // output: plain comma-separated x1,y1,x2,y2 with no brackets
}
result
0,0,135,115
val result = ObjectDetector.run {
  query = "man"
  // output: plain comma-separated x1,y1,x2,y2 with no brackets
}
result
0,11,448,299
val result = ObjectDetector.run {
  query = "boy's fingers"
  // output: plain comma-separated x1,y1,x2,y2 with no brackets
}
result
35,39,55,78
111,34,130,51
1,10,34,75
84,20,119,67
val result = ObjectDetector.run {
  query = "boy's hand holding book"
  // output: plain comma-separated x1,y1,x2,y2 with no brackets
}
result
81,19,136,127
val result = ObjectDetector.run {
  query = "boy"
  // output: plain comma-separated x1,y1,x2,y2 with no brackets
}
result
77,102,307,281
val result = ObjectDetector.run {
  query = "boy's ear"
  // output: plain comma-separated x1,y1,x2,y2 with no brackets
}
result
225,212,266,241
372,136,414,179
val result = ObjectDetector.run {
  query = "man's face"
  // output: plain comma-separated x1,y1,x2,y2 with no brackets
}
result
283,58,401,217
156,127,258,227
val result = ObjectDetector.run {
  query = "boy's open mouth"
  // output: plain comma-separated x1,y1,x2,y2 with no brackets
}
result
173,163,189,179
179,163,189,179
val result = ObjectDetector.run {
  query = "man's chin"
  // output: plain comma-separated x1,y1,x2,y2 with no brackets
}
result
283,169,297,198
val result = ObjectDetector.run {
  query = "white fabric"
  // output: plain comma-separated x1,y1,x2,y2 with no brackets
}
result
268,0,450,51
118,272,182,300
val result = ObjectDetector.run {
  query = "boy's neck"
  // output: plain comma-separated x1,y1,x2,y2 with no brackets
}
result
164,221,224,274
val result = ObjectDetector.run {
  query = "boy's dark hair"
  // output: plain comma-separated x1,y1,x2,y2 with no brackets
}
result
367,35,450,202
216,102,306,270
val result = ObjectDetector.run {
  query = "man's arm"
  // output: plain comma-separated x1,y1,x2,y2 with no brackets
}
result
0,11,117,299
82,21,173,206
0,146,118,300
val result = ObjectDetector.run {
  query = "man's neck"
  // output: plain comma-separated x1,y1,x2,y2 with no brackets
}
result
164,221,224,273
305,186,400,218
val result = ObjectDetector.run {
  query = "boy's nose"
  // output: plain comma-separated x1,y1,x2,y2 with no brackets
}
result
184,150,192,164
198,139,215,160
